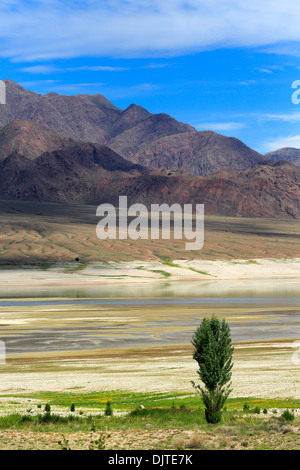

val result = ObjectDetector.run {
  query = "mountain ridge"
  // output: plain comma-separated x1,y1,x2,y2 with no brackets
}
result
1,80,300,219
0,80,265,176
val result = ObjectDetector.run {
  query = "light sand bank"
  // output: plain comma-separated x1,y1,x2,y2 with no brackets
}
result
0,258,299,288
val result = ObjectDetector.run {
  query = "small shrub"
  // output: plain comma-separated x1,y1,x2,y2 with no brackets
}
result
281,409,295,422
105,401,113,417
21,415,32,423
70,403,75,412
58,435,71,451
44,403,51,413
263,408,268,414
37,404,42,409
243,403,250,412
253,406,260,414
88,432,110,450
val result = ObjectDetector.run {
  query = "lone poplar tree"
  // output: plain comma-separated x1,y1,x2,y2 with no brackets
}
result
191,315,234,424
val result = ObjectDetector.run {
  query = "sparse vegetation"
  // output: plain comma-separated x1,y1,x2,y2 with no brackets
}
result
0,403,298,450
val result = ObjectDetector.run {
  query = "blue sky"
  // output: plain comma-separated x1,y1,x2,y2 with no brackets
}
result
1,0,300,153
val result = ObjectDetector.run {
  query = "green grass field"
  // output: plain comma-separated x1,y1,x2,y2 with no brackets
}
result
0,392,299,450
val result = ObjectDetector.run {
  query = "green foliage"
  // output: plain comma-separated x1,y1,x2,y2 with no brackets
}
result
281,409,295,422
105,400,113,417
70,403,75,412
191,315,234,424
88,432,110,450
252,406,260,414
44,403,51,413
243,403,250,412
57,435,71,450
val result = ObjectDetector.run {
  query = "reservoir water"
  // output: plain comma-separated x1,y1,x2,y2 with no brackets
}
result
0,279,299,355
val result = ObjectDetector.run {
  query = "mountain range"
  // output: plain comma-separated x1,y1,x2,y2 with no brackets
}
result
0,79,300,218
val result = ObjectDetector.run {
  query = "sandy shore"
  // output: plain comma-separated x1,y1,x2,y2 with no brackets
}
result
0,258,300,288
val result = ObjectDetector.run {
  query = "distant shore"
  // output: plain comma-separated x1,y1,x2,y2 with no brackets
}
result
0,258,299,288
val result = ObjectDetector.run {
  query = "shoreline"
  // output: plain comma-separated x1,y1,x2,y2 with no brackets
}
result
0,258,300,288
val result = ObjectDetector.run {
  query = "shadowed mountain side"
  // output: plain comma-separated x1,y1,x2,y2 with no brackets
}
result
87,162,300,218
1,151,299,218
0,143,148,202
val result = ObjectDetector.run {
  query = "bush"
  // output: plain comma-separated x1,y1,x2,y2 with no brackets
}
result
243,403,250,412
70,403,75,412
281,409,295,422
44,403,51,413
105,401,113,417
21,415,33,423
253,406,260,414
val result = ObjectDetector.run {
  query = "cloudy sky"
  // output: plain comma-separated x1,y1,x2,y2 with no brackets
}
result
1,0,300,152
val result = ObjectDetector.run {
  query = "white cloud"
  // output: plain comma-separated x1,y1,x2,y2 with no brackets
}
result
263,135,300,152
143,62,176,68
259,68,274,74
264,112,300,122
1,1,300,61
195,121,245,132
21,65,129,74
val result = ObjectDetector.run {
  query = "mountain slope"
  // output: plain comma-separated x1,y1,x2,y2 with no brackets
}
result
1,80,193,146
0,142,147,202
265,147,300,167
0,80,267,176
0,119,75,161
1,149,299,218
109,130,267,175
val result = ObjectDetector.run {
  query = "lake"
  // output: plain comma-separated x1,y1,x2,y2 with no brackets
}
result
0,278,299,355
